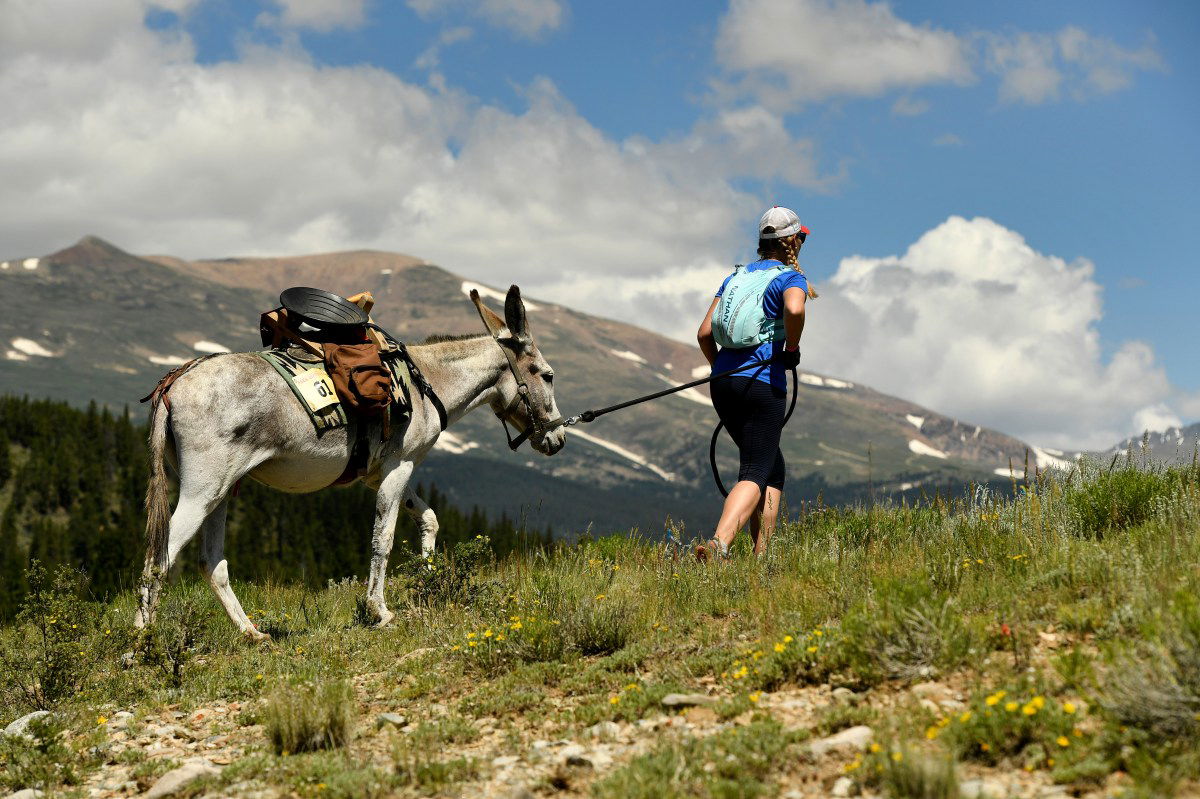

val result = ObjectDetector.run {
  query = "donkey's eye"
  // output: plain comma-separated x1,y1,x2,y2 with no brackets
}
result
543,373,554,384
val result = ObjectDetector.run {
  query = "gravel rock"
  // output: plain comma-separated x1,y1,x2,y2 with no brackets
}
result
7,789,45,799
559,744,588,764
959,779,1007,799
831,687,858,704
376,713,407,729
3,711,52,739
661,693,717,708
831,775,857,797
143,760,220,799
397,647,435,664
809,726,874,758
586,720,621,739
492,754,520,767
119,651,137,669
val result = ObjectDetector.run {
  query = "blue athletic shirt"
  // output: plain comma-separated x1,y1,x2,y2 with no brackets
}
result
711,259,808,391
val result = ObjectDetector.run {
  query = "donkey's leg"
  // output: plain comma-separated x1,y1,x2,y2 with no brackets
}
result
404,487,440,559
365,460,414,628
198,500,266,643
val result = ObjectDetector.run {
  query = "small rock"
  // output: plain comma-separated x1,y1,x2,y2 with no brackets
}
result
636,718,662,731
398,647,436,664
507,789,536,799
959,779,1006,799
113,711,133,721
559,744,587,764
589,750,614,769
685,706,718,725
3,711,52,739
143,760,220,799
831,687,857,704
831,775,857,797
911,681,952,700
809,725,873,758
119,651,137,669
7,789,45,799
376,713,407,729
586,720,620,739
661,693,717,708
170,725,200,741
781,791,803,799
492,754,520,768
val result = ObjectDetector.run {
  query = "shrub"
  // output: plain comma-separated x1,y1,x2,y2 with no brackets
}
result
397,535,494,607
0,562,112,710
1064,463,1178,537
593,719,798,799
839,581,974,685
264,680,355,755
139,581,213,688
1099,594,1200,741
940,686,1085,771
0,714,83,791
852,746,959,799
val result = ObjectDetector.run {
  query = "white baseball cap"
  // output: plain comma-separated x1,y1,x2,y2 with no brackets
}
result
758,206,808,240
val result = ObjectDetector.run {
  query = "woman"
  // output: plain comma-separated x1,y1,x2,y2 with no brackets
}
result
696,206,814,559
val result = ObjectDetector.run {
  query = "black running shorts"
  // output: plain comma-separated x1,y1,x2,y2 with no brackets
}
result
709,375,786,490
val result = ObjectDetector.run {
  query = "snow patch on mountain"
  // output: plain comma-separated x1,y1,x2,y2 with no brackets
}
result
653,374,709,406
1032,446,1073,470
22,258,39,270
461,281,541,312
908,439,948,459
193,341,230,354
568,428,674,481
691,365,710,379
434,431,479,455
610,349,647,365
800,373,854,390
906,414,925,429
149,355,189,366
11,338,55,357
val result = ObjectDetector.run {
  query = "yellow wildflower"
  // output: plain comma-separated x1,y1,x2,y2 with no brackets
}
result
496,634,506,641
1005,701,1019,712
749,691,762,704
925,726,939,740
774,643,786,653
468,641,478,648
466,632,477,639
980,742,991,752
1022,703,1037,716
986,691,1006,706
870,743,882,753
255,673,264,680
1032,696,1045,709
595,594,606,600
510,621,523,630
783,635,793,643
807,645,818,653
1057,736,1070,747
1063,702,1076,714
959,711,972,723
891,751,903,763
96,716,107,725
610,696,620,705
484,629,493,638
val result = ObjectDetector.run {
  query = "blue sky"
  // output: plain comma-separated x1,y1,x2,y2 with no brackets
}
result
0,0,1195,447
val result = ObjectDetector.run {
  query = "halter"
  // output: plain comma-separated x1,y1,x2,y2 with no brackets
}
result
473,304,564,451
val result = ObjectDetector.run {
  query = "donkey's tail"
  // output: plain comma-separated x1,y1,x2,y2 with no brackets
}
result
143,397,171,571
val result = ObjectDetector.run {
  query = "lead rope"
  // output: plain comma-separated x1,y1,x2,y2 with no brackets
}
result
555,356,799,497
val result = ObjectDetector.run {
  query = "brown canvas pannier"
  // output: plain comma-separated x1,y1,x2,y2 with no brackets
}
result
321,342,392,417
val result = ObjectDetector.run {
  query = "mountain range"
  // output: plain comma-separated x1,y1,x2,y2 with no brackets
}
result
0,236,1112,535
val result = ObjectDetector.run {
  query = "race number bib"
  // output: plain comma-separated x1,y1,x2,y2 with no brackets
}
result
293,370,340,411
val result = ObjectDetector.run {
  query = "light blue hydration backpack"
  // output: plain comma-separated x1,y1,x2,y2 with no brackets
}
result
712,263,787,349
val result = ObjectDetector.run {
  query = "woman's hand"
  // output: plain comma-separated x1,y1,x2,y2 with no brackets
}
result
697,297,720,366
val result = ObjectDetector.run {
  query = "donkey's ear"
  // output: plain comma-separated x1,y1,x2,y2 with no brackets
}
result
504,285,528,340
470,289,508,338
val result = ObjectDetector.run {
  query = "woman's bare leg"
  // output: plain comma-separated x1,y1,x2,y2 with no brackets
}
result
701,480,762,558
750,486,782,556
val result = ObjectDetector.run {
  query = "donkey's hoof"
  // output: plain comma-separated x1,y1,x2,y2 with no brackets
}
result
244,628,273,645
373,610,396,629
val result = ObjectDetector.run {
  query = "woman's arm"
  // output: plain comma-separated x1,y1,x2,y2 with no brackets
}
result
697,297,720,365
782,287,806,350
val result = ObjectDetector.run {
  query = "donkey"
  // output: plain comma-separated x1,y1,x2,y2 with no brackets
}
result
134,286,565,641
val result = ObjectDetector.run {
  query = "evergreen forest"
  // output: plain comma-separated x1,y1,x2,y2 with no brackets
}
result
0,395,552,619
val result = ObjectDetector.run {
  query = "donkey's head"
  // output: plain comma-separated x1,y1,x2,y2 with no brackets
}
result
470,285,566,456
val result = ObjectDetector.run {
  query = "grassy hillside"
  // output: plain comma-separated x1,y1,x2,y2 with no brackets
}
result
2,455,1199,798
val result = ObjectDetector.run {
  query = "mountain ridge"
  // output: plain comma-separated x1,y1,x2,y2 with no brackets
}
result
0,235,1068,533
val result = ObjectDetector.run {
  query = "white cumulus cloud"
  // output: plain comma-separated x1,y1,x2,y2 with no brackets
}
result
270,0,367,31
802,216,1181,449
715,0,973,108
407,0,564,39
